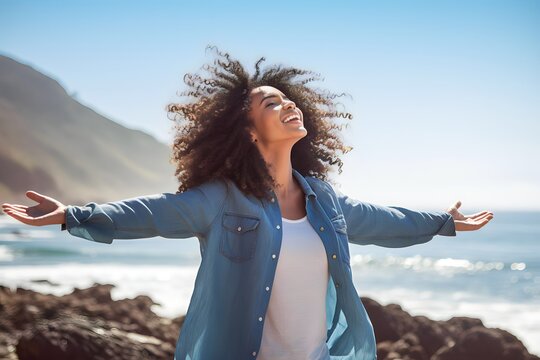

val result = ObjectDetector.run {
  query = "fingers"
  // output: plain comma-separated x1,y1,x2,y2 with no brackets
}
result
2,204,28,213
25,191,46,203
455,213,494,231
464,210,489,219
475,214,492,224
2,191,46,209
447,200,462,213
3,208,33,225
469,211,493,222
472,215,493,229
3,208,44,226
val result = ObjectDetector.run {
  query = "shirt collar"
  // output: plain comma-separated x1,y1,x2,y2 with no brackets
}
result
292,168,317,199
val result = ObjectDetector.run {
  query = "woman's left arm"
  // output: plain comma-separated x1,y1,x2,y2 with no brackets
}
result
332,186,493,248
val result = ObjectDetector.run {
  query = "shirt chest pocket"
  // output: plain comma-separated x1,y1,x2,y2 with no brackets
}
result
220,212,261,262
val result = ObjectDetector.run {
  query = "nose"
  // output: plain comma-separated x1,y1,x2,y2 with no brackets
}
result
283,99,296,109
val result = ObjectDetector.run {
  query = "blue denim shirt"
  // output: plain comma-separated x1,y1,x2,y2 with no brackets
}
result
62,168,456,360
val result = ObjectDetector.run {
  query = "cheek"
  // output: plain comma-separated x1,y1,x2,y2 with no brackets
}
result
261,117,277,133
268,113,283,130
261,109,279,124
256,114,282,138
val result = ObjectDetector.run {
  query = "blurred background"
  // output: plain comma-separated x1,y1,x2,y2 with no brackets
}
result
1,0,539,356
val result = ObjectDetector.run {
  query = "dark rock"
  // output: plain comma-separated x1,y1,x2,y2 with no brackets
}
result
0,285,537,360
16,316,174,360
0,283,180,360
432,326,534,360
29,279,60,286
361,296,538,360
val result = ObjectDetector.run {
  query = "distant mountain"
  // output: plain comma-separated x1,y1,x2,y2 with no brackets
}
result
0,55,178,209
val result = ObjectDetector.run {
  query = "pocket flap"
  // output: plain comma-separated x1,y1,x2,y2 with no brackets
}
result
222,212,261,233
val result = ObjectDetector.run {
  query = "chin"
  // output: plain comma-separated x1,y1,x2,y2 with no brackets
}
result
291,132,308,143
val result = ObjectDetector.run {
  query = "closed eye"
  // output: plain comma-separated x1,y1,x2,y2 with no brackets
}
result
264,95,290,108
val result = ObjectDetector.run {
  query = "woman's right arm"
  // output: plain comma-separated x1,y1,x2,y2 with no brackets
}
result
4,179,228,244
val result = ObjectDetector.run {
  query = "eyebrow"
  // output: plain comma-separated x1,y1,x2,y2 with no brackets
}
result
259,93,289,105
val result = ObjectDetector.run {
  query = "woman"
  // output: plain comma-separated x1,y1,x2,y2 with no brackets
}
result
2,45,493,360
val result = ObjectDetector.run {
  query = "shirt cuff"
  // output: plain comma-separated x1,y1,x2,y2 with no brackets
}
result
60,206,69,231
437,212,456,236
61,205,83,231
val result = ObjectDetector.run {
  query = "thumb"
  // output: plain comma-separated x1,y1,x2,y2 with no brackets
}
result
448,200,462,213
26,190,46,203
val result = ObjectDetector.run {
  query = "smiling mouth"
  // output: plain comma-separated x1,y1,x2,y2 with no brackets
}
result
283,119,302,125
281,113,302,124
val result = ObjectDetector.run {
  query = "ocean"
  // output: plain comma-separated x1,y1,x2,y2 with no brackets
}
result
1,211,538,356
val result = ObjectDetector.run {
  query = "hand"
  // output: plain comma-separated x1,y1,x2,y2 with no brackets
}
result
446,200,493,231
1,191,67,227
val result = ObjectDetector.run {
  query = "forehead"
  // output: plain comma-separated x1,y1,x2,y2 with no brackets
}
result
250,86,285,99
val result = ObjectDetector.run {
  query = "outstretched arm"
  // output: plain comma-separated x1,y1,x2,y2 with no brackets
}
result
332,186,456,248
3,179,228,244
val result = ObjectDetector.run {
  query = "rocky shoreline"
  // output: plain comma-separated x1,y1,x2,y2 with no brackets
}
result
0,283,537,360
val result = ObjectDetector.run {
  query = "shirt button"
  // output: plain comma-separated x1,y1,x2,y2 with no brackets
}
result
272,254,276,259
252,351,257,356
271,197,275,202
319,226,325,231
258,316,263,321
237,226,242,232
332,254,337,259
336,282,340,288
276,225,280,229
265,286,270,291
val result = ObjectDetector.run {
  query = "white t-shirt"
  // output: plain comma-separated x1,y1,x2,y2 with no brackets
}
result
256,215,330,360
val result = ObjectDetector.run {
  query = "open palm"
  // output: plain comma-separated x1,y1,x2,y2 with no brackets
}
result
446,200,493,231
1,191,66,227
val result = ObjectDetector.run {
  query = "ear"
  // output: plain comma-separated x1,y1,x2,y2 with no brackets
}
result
246,125,258,143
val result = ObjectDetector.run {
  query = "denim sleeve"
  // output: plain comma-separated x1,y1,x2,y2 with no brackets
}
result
61,180,227,244
332,186,456,248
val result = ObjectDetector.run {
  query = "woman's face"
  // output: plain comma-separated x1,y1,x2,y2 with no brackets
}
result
247,86,307,145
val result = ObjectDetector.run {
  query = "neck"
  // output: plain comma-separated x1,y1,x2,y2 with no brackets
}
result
256,141,296,199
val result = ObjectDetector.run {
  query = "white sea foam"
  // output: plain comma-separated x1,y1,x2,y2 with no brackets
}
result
350,254,524,276
0,263,199,318
0,262,538,356
0,229,55,241
0,246,14,262
0,215,56,240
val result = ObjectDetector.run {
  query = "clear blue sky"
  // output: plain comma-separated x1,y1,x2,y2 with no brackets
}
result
1,0,539,210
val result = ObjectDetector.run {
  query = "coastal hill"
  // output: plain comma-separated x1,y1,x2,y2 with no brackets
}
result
0,55,178,207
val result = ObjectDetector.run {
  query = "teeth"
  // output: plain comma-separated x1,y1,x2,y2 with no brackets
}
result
283,115,300,123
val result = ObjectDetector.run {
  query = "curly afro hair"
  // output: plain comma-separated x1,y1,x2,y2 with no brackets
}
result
166,45,354,201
